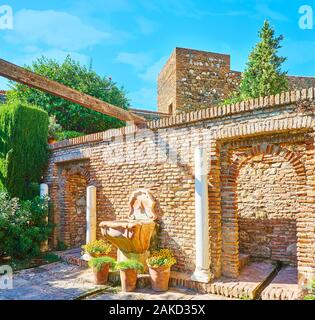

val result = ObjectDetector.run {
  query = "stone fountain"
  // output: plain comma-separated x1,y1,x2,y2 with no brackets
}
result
100,189,157,267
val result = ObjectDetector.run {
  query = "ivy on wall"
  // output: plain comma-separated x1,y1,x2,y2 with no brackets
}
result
0,102,49,200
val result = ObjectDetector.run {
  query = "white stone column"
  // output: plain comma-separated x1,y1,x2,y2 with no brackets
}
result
40,183,49,252
86,186,97,244
191,147,211,283
40,183,49,198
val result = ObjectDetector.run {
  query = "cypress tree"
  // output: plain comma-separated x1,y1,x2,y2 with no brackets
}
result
225,20,288,103
0,102,48,199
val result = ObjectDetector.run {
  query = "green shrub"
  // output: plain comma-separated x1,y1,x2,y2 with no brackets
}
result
0,192,52,259
56,240,68,251
0,102,48,200
48,116,62,139
304,279,315,300
88,256,116,271
11,56,130,134
48,115,84,141
115,259,144,272
55,130,84,141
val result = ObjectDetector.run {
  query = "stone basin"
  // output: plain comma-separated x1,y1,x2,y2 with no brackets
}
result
99,219,156,254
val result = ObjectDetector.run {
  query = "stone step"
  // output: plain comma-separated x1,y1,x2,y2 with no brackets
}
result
205,262,278,299
261,266,303,300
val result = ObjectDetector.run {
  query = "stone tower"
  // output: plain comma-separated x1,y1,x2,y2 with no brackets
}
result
157,47,241,114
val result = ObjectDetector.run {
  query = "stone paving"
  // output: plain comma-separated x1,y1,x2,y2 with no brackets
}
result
206,261,277,299
261,266,303,300
86,287,233,300
0,262,99,300
0,262,232,300
0,259,303,300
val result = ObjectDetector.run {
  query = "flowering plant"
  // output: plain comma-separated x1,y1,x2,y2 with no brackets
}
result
82,240,112,257
146,249,176,268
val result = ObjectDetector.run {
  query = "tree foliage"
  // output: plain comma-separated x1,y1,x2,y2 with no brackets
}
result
224,20,288,104
10,56,130,134
0,102,48,200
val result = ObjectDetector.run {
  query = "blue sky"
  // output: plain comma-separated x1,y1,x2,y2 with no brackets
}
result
1,0,315,110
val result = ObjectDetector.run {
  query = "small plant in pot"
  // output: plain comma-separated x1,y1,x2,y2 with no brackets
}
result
48,116,62,144
88,256,116,285
115,259,144,292
82,239,112,258
146,249,176,292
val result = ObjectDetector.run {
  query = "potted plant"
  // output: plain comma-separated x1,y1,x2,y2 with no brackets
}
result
82,239,112,258
88,256,116,285
146,249,176,292
115,259,144,292
48,116,62,144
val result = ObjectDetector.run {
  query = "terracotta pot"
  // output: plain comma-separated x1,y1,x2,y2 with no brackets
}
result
93,263,110,285
148,265,171,292
48,138,57,144
120,269,138,292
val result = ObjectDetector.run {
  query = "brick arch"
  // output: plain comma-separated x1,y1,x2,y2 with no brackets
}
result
62,165,95,186
58,164,96,247
228,143,306,183
220,143,307,278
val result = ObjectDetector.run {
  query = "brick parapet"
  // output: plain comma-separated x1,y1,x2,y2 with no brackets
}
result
50,87,315,151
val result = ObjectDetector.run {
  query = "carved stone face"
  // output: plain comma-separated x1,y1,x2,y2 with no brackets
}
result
128,189,157,220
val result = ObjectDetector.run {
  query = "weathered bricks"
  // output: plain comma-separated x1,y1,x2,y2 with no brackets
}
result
45,91,315,286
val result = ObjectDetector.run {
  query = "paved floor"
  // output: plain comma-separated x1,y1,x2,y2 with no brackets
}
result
86,287,233,300
207,261,277,299
261,266,303,300
1,260,301,300
0,262,232,300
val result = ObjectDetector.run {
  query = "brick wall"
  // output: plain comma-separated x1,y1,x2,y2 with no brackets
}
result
236,145,306,265
288,76,315,91
46,88,315,285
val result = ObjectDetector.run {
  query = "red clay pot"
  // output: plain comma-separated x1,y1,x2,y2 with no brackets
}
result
48,138,57,144
148,265,171,292
120,269,138,292
93,264,110,285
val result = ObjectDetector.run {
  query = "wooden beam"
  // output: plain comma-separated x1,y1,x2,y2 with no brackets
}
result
0,58,145,124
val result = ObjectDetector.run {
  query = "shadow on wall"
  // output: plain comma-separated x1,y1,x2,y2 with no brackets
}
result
238,217,297,265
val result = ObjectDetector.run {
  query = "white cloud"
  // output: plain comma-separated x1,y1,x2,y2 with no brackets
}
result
128,87,157,109
139,56,168,82
116,53,167,84
255,4,289,22
2,48,90,69
136,17,158,35
4,9,109,51
115,52,151,70
74,0,133,14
